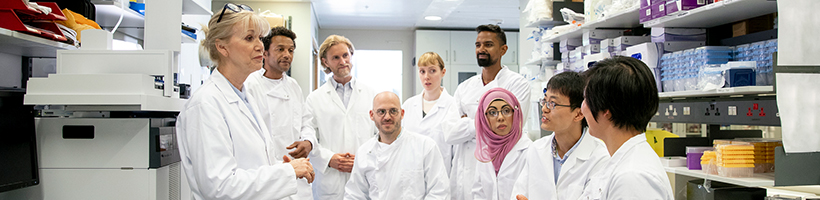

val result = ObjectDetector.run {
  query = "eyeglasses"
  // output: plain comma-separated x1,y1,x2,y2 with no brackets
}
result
485,107,515,119
539,98,572,110
375,108,400,117
217,3,253,23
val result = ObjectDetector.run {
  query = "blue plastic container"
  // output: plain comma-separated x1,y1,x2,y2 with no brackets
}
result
130,2,145,16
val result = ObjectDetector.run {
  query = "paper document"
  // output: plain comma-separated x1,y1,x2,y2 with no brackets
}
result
776,73,820,153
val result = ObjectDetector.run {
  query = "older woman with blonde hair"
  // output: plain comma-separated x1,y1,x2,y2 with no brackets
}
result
176,3,314,199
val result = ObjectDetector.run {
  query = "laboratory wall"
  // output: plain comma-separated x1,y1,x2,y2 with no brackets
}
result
212,1,318,97
318,28,416,101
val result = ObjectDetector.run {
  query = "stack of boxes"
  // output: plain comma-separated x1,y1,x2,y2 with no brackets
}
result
640,0,668,23
659,46,733,92
715,142,755,178
560,38,582,72
735,139,783,173
734,39,777,86
701,150,718,175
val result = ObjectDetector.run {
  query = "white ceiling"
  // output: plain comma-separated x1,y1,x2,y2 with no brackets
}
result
309,0,521,30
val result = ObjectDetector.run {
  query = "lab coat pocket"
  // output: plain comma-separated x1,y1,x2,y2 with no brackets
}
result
399,169,425,199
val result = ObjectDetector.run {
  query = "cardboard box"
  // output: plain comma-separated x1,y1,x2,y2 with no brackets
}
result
663,41,706,52
625,42,663,69
640,6,653,23
732,14,775,37
582,29,625,46
612,36,651,51
560,38,583,53
583,44,601,56
666,0,679,15
652,0,667,20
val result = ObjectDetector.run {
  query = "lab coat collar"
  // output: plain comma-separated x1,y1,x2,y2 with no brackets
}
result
499,135,532,171
211,69,268,144
371,128,409,169
557,129,599,184
413,87,452,118
319,76,353,111
570,129,597,161
212,69,242,104
610,133,648,164
261,74,291,100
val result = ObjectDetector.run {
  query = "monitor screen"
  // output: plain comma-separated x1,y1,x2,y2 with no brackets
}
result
0,90,39,193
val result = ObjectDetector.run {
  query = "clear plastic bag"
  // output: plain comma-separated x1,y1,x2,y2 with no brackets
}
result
524,0,554,25
698,64,726,91
560,8,585,25
685,75,699,91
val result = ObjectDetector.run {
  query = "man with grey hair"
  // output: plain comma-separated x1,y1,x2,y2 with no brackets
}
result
344,92,450,200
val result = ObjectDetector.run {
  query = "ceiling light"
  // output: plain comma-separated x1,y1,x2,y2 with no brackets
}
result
425,16,442,21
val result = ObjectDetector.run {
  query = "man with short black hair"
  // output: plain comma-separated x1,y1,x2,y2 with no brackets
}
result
244,26,315,199
578,56,673,200
510,71,609,200
443,24,530,200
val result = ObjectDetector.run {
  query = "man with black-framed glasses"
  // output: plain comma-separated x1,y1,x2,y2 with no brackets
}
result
344,92,450,199
510,71,609,200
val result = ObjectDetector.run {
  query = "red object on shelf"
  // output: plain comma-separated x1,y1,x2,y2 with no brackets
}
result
19,2,67,21
0,1,69,43
0,0,42,16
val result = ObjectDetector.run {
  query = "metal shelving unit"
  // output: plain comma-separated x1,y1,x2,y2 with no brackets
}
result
0,27,77,57
643,0,778,28
541,7,640,43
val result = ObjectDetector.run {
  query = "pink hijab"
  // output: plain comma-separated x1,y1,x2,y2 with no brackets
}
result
474,88,523,174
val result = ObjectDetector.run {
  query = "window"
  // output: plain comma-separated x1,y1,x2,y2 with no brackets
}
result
351,50,403,99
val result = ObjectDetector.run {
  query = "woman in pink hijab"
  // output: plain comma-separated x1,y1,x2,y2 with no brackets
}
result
472,87,533,200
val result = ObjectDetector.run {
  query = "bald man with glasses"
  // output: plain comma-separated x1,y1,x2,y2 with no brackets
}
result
344,92,450,200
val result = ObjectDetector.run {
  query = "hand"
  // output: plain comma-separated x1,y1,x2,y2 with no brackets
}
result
329,153,355,173
287,140,313,159
516,195,528,200
284,155,314,183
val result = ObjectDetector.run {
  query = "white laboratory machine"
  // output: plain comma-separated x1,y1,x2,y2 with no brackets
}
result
21,1,205,199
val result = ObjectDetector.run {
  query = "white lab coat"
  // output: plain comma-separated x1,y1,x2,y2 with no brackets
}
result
306,78,378,200
244,70,316,200
401,88,456,175
443,65,531,200
579,133,674,200
472,136,532,200
509,131,609,200
344,129,450,200
176,69,299,200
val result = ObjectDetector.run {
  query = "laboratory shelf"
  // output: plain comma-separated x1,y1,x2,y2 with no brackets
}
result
665,166,775,187
658,86,774,99
523,58,560,66
182,0,213,15
0,27,77,57
93,0,145,40
642,0,777,28
93,0,210,40
542,7,640,43
524,19,567,28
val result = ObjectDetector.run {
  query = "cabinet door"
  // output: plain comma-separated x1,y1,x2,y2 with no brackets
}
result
502,32,518,66
446,64,483,96
415,30,452,64
450,31,478,65
415,30,451,94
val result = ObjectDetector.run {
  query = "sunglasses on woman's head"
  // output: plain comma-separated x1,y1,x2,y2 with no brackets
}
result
217,3,253,23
